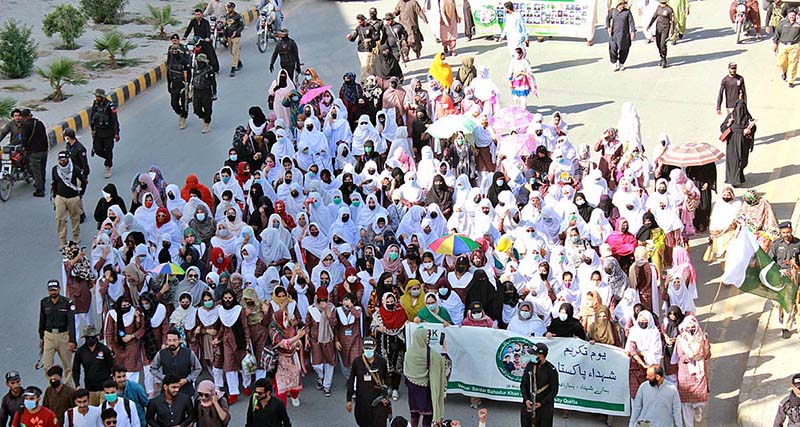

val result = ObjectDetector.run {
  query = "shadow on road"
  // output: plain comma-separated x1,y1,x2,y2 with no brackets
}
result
532,57,601,73
755,128,800,146
533,100,614,115
681,26,735,42
624,49,747,69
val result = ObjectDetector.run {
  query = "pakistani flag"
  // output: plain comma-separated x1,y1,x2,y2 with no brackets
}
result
721,227,798,312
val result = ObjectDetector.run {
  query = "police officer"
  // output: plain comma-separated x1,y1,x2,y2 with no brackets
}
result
769,221,800,339
346,14,380,83
39,280,76,386
269,28,302,79
519,343,558,427
345,337,390,427
192,53,215,134
646,0,674,68
368,7,384,35
89,89,120,179
382,13,409,63
224,2,244,77
63,128,89,223
166,34,191,130
183,8,220,99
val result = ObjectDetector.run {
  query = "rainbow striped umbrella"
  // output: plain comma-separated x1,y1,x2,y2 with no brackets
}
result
429,234,481,256
150,262,185,276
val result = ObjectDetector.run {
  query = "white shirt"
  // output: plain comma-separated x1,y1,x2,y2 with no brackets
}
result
629,381,683,427
64,406,103,427
99,398,140,427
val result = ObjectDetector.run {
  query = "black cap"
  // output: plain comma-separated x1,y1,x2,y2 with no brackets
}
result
793,373,800,386
47,279,60,289
5,371,20,382
529,342,548,356
728,62,737,68
469,301,482,312
170,33,180,40
22,386,42,398
778,221,792,229
364,336,376,349
384,12,395,20
57,151,69,160
63,128,76,138
356,13,366,20
226,1,236,7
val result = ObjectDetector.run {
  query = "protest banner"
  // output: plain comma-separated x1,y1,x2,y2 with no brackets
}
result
471,0,599,40
406,323,630,416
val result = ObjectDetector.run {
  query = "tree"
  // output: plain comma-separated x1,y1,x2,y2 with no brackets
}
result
147,4,180,40
80,0,129,24
0,19,38,79
35,57,88,102
94,30,136,69
0,96,15,119
42,5,88,49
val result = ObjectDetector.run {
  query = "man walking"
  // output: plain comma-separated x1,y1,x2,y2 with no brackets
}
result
11,387,57,427
394,0,428,60
347,14,380,82
774,373,800,426
769,221,800,339
773,9,800,87
89,89,120,179
192,54,215,134
149,329,202,396
52,150,86,247
184,8,220,97
629,365,683,427
100,380,140,427
270,28,302,79
500,2,529,57
145,375,194,427
113,366,147,426
42,365,75,426
65,389,102,427
224,2,244,77
39,280,76,385
18,109,48,197
646,0,675,68
166,35,191,130
717,62,747,115
383,13,409,63
519,343,558,427
1,372,24,427
63,128,89,223
607,0,636,71
245,378,291,427
73,326,114,406
345,337,391,427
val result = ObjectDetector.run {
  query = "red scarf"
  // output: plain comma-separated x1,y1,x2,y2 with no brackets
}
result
379,304,408,330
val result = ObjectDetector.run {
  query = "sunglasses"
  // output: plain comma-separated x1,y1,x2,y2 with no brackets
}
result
188,274,198,278
198,392,212,398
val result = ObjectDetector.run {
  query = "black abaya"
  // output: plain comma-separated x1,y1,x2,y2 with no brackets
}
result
686,163,717,231
720,100,756,187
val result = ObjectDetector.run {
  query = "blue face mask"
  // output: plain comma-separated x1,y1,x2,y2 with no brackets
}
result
23,400,36,411
426,303,438,312
352,200,361,207
222,176,230,184
438,287,448,296
364,349,375,359
333,197,342,205
104,392,117,403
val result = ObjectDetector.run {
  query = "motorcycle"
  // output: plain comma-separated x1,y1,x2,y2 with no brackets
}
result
733,0,753,43
256,3,278,53
0,144,32,202
210,16,227,49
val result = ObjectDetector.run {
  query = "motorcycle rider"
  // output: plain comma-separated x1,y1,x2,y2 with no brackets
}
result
204,0,227,19
270,28,302,80
224,2,244,77
257,0,284,32
192,54,215,134
0,108,22,144
184,9,220,99
89,90,120,179
166,34,191,130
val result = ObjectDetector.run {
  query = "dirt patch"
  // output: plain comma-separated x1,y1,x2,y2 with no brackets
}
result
2,84,31,92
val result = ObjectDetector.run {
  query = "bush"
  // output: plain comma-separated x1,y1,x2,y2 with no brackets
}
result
0,19,38,79
194,2,208,12
94,30,136,69
36,57,88,102
147,4,180,39
42,5,88,49
80,0,129,24
0,96,15,119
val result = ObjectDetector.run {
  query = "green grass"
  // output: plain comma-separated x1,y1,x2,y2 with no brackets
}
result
82,57,142,71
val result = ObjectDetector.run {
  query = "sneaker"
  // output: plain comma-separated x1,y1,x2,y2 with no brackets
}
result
79,213,86,224
201,122,210,133
391,389,399,401
671,39,677,45
316,379,323,390
790,82,796,88
619,63,625,71
104,166,112,179
178,116,186,130
227,394,238,405
612,62,619,71
229,68,236,77
782,329,791,339
237,61,243,70
212,93,218,101
290,397,300,407
33,191,45,198
323,388,331,397
781,73,787,81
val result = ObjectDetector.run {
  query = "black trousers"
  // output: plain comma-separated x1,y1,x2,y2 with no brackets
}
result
92,135,114,167
354,402,389,427
27,150,47,193
655,29,669,60
168,80,188,118
520,404,554,427
281,62,298,81
193,89,213,123
609,36,631,64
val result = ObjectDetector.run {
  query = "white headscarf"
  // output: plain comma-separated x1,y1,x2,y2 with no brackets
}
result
625,310,663,365
351,115,379,156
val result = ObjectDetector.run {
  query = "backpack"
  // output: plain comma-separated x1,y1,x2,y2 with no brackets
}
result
92,102,112,128
101,398,132,421
192,67,212,91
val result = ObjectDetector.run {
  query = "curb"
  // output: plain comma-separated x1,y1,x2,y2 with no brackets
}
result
45,7,259,148
737,197,800,426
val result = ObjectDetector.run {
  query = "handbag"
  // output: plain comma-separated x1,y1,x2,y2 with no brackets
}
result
260,343,279,375
241,351,257,376
686,196,700,212
719,127,732,142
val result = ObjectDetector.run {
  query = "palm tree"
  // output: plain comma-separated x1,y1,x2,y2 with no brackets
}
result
94,30,136,69
35,57,88,102
147,4,180,40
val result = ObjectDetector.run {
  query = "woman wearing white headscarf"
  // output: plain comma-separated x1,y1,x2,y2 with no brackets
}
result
164,184,185,226
133,192,159,242
547,149,575,184
351,115,380,157
665,272,696,315
358,194,389,231
396,205,426,243
259,227,291,269
357,161,382,196
616,102,642,151
613,288,641,336
447,207,472,235
507,301,547,337
264,213,294,249
270,128,296,164
312,249,346,290
580,169,609,207
425,204,448,237
708,185,741,260
387,127,416,173
625,310,663,398
211,166,246,205
416,146,437,190
375,110,396,155
323,99,352,154
587,208,612,247
210,223,238,257
395,172,425,205
299,222,330,261
329,206,358,243
296,119,331,172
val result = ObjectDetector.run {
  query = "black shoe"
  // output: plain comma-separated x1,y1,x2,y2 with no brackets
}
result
323,388,332,397
80,213,86,224
237,61,243,70
782,329,791,339
679,33,684,39
316,379,323,390
790,82,796,88
33,191,45,198
661,60,667,68
671,39,677,45
212,93,218,101
781,73,787,81
229,68,236,77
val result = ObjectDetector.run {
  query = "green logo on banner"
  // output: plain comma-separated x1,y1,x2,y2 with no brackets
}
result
495,337,535,381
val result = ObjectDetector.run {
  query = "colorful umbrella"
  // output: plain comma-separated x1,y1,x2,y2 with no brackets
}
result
660,142,725,167
299,85,332,105
425,115,476,139
150,262,185,276
429,234,481,255
499,133,538,157
493,107,534,135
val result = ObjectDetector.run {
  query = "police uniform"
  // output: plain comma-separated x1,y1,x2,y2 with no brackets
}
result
270,33,302,79
224,7,244,75
647,0,675,67
166,42,191,124
192,54,215,132
519,344,558,427
769,223,800,336
89,90,120,177
39,282,76,384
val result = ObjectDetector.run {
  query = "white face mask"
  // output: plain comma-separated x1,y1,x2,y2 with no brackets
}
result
558,313,568,321
520,310,532,320
422,262,434,269
148,172,157,181
471,312,482,320
102,191,112,202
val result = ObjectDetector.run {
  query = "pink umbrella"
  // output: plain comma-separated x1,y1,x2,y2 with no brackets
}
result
299,85,332,105
493,106,534,135
499,133,537,157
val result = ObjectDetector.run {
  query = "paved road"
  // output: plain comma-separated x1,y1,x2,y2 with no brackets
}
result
1,0,798,425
